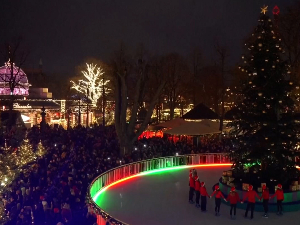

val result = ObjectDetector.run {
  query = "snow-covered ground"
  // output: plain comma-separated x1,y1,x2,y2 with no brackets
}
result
95,166,298,225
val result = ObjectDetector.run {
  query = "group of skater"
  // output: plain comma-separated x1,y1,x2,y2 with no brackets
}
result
188,169,285,220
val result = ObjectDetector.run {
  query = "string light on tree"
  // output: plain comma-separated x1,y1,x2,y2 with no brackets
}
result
70,63,110,106
36,141,46,157
0,149,19,193
229,6,299,187
16,139,36,166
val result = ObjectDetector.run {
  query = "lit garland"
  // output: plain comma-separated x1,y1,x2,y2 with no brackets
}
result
70,63,110,106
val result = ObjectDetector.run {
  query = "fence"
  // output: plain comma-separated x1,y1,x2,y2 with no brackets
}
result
87,153,231,225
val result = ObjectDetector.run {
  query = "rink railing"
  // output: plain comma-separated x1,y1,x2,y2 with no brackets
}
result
87,153,231,225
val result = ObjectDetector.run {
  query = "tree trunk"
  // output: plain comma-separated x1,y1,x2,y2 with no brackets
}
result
169,101,175,120
8,94,15,130
118,133,133,155
156,104,159,124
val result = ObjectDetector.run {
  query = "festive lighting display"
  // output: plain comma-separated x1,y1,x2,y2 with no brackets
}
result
36,141,46,157
261,5,268,14
88,163,231,225
273,5,280,15
70,63,110,106
92,164,232,202
0,62,29,96
0,150,17,192
15,139,37,166
230,6,299,183
0,138,46,222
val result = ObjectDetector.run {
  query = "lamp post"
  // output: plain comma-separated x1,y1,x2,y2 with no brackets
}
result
40,106,46,131
67,108,71,129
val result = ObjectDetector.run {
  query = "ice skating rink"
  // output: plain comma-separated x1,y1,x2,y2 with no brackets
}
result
95,166,299,225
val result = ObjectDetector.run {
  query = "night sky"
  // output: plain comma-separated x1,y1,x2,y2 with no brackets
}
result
0,0,298,76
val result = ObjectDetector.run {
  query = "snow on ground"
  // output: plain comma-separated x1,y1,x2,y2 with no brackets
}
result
95,166,298,225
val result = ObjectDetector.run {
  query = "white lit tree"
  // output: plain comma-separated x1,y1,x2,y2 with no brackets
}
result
70,63,110,106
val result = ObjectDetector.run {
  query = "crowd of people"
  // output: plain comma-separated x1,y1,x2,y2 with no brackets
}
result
0,125,233,225
196,137,232,153
136,135,232,158
188,169,285,220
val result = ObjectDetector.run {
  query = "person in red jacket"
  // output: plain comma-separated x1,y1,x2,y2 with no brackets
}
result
200,182,210,212
270,184,284,215
226,187,240,219
194,176,201,208
188,169,196,203
261,185,269,218
242,185,261,219
211,185,226,216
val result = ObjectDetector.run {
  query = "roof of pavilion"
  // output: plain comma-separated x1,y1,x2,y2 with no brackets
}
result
182,103,219,120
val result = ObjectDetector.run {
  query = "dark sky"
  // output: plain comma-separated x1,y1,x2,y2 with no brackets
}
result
0,0,298,76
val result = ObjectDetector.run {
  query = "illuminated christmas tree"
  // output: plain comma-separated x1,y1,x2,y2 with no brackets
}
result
15,139,37,167
36,141,46,157
0,149,18,192
230,6,300,186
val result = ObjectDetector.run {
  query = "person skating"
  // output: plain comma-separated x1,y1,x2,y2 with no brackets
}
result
194,175,201,208
188,169,196,203
241,185,261,219
270,184,284,215
200,182,210,212
226,187,240,220
261,185,269,218
211,185,227,216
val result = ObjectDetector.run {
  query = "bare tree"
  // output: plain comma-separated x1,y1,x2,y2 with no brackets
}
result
189,47,203,106
146,56,165,123
163,53,189,120
112,45,166,155
214,42,229,132
279,2,300,79
0,37,29,128
198,65,221,113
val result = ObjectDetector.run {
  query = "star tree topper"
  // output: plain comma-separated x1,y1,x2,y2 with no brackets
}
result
261,5,268,14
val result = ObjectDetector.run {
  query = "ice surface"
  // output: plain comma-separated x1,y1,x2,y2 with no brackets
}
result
95,166,298,225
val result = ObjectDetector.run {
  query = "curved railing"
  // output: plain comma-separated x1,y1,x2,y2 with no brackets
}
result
87,153,231,225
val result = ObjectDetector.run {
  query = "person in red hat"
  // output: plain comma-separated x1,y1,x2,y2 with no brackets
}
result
270,184,284,215
194,175,201,208
200,182,210,212
188,169,196,203
261,185,269,218
242,185,261,219
226,187,240,219
211,185,226,216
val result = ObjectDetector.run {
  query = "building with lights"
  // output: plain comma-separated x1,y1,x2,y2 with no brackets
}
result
0,62,29,96
0,62,61,128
